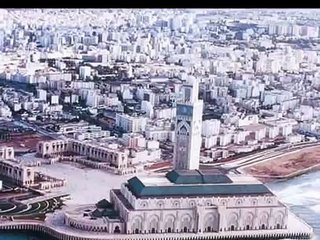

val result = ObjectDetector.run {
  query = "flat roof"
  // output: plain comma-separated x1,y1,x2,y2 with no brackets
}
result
241,124,266,131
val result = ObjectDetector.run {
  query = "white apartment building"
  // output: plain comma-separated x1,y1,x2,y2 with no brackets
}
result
294,105,314,121
154,107,176,119
237,115,259,127
280,125,293,137
51,95,59,105
263,118,296,138
129,148,161,165
145,126,174,142
121,133,146,149
37,89,47,101
42,104,63,114
202,119,220,137
241,124,267,141
57,121,90,134
71,81,95,89
263,90,293,106
219,133,233,147
267,126,280,139
116,113,148,133
56,122,109,140
104,95,120,107
233,130,249,144
79,66,91,80
86,89,100,108
74,131,110,141
141,101,154,119
202,135,218,149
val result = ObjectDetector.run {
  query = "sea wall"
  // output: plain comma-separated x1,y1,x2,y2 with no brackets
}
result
0,221,312,240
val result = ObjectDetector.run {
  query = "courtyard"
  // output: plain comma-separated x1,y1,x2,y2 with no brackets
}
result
35,162,146,205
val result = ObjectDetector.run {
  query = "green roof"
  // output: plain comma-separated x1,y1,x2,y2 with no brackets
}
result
127,181,272,198
91,208,119,219
91,209,102,218
166,169,232,184
96,199,113,209
127,173,272,199
166,170,202,184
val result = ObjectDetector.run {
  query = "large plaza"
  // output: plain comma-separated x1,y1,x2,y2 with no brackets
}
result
35,162,143,205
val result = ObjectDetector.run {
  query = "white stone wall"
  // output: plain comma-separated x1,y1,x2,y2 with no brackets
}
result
223,205,287,232
0,146,14,159
65,213,124,234
0,160,35,187
112,186,288,235
37,140,68,156
37,139,129,170
70,140,129,169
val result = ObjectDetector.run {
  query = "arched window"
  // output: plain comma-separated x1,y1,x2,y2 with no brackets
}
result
151,228,156,233
183,227,188,233
114,226,120,233
261,224,266,230
230,225,235,231
207,226,211,232
135,228,139,234
167,227,172,233
246,225,250,230
277,224,281,229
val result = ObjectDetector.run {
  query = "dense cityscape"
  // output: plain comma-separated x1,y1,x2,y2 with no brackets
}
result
0,8,318,240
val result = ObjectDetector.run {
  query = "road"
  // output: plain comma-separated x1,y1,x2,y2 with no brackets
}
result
201,141,320,173
13,120,61,139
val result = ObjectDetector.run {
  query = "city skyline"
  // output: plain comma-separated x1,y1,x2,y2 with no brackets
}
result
0,8,318,240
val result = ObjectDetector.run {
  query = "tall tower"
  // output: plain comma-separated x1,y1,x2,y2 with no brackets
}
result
174,76,203,170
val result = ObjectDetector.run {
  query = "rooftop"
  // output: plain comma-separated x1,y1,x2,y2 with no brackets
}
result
126,169,273,199
166,169,232,184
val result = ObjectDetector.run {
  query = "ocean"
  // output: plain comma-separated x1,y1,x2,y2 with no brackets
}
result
0,171,319,240
267,171,320,239
0,233,40,240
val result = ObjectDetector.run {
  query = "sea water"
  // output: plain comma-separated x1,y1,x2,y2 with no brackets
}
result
267,171,320,239
0,233,40,239
1,171,320,240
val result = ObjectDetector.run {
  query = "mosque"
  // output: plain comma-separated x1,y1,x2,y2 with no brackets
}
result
62,77,313,239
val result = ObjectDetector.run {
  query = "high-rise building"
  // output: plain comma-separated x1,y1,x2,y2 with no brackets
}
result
174,76,203,170
0,30,4,51
37,89,47,101
79,66,91,80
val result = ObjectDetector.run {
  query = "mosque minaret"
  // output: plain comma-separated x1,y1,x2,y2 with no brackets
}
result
174,76,203,170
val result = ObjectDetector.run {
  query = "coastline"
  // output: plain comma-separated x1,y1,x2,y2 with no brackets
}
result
242,145,320,184
252,163,320,184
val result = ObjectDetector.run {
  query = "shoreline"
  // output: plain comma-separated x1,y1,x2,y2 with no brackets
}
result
251,163,320,184
242,145,320,184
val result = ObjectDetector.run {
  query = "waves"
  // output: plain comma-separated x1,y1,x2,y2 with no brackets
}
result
268,171,320,239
